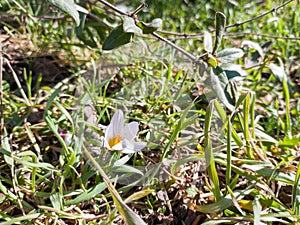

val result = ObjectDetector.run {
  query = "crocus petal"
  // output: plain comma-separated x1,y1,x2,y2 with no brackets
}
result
123,122,139,140
133,141,147,152
111,110,125,133
105,110,124,141
111,141,123,151
121,139,136,154
121,139,147,154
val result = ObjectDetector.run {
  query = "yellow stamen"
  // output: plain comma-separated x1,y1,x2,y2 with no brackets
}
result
108,134,122,148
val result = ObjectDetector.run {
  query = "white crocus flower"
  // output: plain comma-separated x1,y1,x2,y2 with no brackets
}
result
103,110,146,153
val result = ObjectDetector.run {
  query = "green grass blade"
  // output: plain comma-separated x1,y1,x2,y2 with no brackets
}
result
192,185,253,214
205,100,221,201
293,159,300,214
0,213,40,225
250,92,256,139
83,146,147,225
253,195,261,225
226,119,232,189
243,92,254,159
214,100,243,147
282,76,291,138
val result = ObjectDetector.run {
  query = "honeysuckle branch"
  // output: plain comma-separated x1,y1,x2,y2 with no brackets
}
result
156,0,298,41
97,0,128,16
96,0,198,62
157,30,300,41
152,32,197,62
225,0,294,29
96,0,296,64
129,2,148,17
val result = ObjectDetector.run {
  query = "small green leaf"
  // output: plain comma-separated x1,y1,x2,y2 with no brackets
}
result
192,186,253,214
205,101,221,201
223,64,247,81
65,182,108,205
0,213,40,225
213,66,229,89
102,25,134,50
47,0,80,26
212,12,226,54
208,53,218,68
139,18,163,34
241,40,264,58
242,40,265,67
204,31,213,53
279,136,300,147
124,189,154,203
217,48,244,64
210,68,234,111
123,16,142,34
75,13,98,48
268,58,287,81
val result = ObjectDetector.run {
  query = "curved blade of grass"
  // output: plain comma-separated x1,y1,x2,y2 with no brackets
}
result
250,92,256,139
204,100,221,201
124,189,154,203
243,92,254,159
44,84,69,154
161,102,194,160
192,185,253,213
65,181,107,206
83,146,147,225
0,213,40,225
214,100,243,147
253,195,262,225
226,119,232,188
282,76,291,138
293,157,300,214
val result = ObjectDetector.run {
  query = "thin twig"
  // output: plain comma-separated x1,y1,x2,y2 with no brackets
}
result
96,0,198,62
225,0,294,29
152,32,197,62
129,2,148,17
98,0,128,16
226,31,300,40
157,0,297,41
157,30,300,41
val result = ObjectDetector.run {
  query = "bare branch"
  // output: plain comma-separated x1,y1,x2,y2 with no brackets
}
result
225,0,294,29
152,32,197,62
157,30,300,41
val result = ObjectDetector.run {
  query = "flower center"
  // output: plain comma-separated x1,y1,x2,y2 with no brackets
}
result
108,134,122,148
